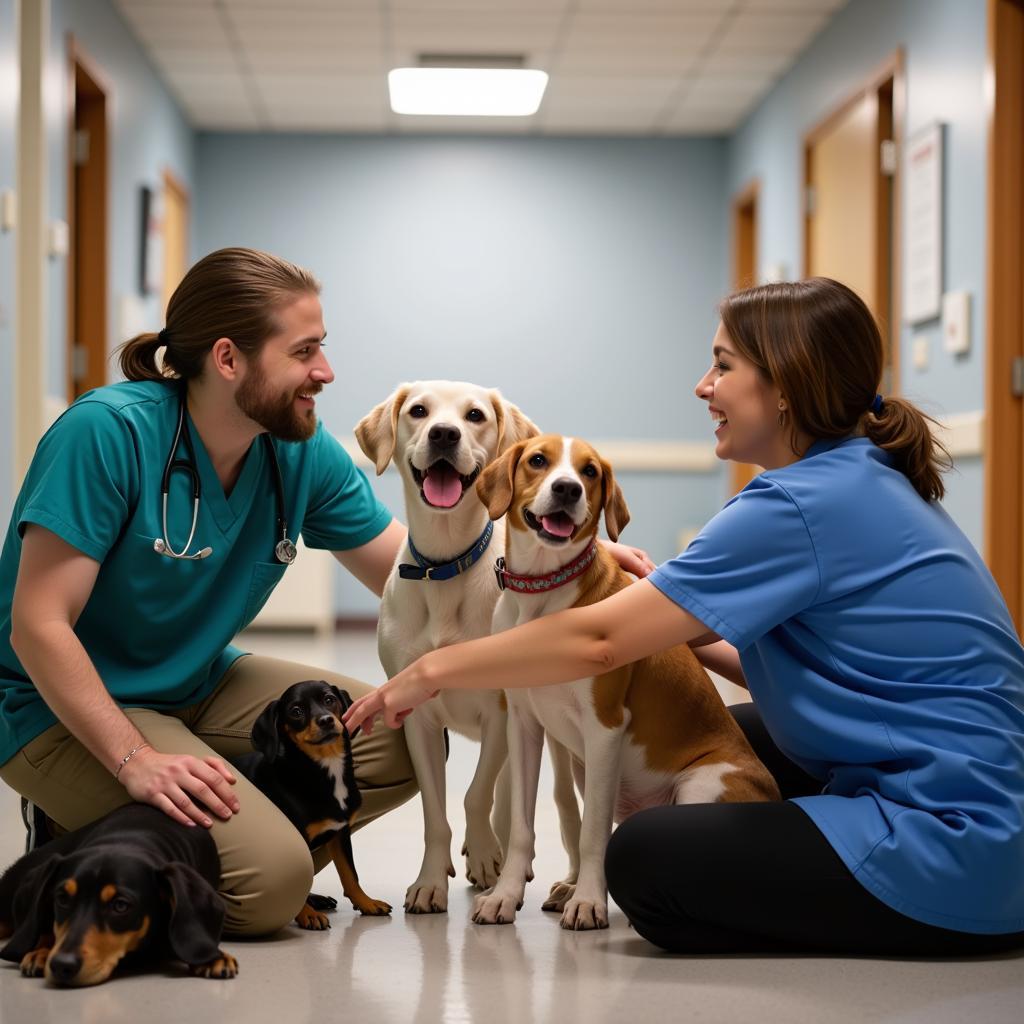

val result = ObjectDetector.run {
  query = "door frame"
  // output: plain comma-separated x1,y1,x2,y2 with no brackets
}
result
802,49,905,394
161,167,190,317
983,0,1024,630
730,178,760,494
65,34,110,402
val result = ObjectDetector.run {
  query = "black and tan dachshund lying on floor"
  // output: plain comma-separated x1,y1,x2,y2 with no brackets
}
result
0,803,236,986
234,679,391,929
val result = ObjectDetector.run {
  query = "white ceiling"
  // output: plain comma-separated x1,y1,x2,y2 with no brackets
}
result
113,0,847,135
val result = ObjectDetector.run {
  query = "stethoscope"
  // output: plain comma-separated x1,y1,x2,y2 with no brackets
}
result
153,388,298,565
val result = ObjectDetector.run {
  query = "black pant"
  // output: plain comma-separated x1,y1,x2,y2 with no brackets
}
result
604,703,1024,956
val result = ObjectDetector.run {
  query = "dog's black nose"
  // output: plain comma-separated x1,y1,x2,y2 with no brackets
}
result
551,478,583,502
316,714,336,730
428,423,461,448
48,951,82,984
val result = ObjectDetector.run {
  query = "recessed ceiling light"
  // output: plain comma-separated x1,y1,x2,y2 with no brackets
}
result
388,67,549,117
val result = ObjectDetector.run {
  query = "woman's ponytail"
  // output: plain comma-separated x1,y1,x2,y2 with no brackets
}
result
863,396,952,503
115,332,174,382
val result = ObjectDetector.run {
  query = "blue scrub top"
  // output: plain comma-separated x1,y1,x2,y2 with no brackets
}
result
0,381,392,765
649,437,1024,935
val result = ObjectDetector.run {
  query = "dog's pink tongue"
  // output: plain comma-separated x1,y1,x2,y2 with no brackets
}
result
541,514,575,538
423,465,463,507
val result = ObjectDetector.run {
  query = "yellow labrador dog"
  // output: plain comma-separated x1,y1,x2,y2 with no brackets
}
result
356,382,582,914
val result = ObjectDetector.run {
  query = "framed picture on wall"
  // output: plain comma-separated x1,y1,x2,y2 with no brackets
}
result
902,122,944,324
138,185,163,297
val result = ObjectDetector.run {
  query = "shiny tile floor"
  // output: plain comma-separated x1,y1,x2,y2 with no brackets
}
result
1,630,1021,1023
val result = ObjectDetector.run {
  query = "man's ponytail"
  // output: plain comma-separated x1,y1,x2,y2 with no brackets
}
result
116,331,171,382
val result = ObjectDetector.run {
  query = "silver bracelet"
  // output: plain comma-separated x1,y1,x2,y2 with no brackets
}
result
113,742,150,781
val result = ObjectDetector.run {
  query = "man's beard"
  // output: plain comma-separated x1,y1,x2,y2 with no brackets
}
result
235,362,319,443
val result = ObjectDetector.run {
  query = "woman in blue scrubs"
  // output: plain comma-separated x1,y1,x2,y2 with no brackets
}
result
345,278,1024,954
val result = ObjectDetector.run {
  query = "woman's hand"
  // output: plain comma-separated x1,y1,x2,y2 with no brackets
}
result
118,748,240,828
343,667,440,735
601,540,656,578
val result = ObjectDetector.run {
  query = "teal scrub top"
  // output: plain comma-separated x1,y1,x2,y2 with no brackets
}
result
649,437,1024,935
0,380,392,765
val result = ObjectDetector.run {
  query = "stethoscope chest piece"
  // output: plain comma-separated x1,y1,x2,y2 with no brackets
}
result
274,538,298,565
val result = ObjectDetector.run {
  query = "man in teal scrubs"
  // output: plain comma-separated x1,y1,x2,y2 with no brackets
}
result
0,248,417,935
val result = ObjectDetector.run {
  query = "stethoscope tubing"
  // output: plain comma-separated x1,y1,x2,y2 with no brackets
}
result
154,387,296,565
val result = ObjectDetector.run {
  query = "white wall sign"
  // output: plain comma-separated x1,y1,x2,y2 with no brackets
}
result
903,122,944,324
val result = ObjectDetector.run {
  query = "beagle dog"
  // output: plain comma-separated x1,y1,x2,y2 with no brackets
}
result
473,435,780,930
356,382,582,914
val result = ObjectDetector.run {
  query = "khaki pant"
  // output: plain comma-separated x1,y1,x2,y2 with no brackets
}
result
0,654,416,937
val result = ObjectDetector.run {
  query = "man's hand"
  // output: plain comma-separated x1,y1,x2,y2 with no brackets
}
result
118,748,240,828
601,540,656,578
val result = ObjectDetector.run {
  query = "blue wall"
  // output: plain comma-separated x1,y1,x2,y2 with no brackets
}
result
196,133,731,613
0,0,16,521
728,0,988,546
45,0,196,396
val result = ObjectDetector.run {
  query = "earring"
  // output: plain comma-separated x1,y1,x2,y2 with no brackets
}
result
777,402,787,429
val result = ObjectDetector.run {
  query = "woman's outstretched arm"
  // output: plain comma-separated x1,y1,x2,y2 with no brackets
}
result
344,579,707,733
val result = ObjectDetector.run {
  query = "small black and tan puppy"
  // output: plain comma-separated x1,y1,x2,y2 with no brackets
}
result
0,803,236,986
234,679,391,928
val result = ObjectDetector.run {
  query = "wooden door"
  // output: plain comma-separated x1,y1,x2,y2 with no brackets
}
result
804,55,901,394
984,0,1024,632
806,92,878,307
162,170,189,317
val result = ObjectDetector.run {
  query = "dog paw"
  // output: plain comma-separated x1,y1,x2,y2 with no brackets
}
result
19,948,49,977
190,952,239,979
471,887,523,925
462,825,504,890
560,894,608,931
305,892,338,913
404,879,449,914
355,897,392,916
463,839,503,890
541,880,576,913
295,904,331,930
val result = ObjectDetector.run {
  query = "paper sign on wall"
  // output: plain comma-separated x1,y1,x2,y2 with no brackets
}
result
903,122,944,324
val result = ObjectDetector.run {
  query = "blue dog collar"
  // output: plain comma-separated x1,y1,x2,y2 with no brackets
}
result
398,521,495,582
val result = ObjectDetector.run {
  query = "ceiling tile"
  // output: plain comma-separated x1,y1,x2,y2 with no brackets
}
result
715,10,830,51
576,0,728,10
739,0,845,11
223,0,378,9
388,10,564,55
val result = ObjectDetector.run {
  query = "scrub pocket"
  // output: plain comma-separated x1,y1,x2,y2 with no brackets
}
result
241,561,288,627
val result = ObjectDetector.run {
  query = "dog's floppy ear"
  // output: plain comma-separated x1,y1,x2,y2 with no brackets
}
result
159,862,226,967
599,457,630,542
354,385,411,475
476,441,528,521
489,391,540,456
0,854,63,963
250,700,284,763
329,685,353,716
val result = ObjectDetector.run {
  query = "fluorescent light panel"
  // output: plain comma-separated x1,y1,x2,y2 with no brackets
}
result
388,67,548,117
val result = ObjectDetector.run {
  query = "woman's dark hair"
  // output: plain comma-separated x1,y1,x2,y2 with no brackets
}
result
116,247,320,383
719,277,952,502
